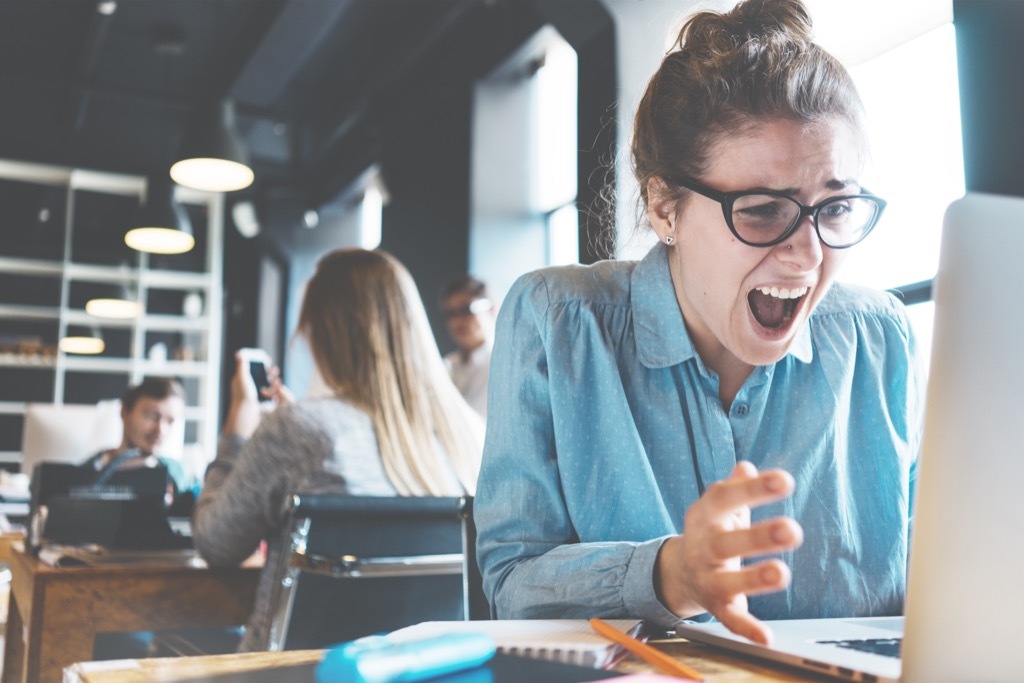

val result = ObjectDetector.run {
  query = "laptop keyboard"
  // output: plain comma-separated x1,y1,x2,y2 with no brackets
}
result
817,638,902,659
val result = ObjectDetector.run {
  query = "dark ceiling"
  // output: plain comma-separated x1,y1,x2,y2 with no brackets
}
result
0,0,561,219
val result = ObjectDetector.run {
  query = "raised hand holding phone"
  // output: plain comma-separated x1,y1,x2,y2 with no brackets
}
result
238,348,274,400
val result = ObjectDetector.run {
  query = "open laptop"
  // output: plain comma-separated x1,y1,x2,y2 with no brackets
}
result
675,192,1024,683
28,461,190,552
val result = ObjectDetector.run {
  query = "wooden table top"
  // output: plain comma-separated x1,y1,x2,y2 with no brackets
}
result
63,639,833,683
65,650,324,683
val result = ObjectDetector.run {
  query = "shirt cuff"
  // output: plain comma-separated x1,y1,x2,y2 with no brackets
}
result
622,535,690,628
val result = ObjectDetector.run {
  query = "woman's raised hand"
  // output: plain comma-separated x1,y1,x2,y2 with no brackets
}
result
655,461,803,645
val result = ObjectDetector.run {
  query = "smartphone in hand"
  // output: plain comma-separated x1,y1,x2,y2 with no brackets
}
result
239,348,273,397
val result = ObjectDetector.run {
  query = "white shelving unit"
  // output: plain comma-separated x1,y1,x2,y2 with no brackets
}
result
0,159,223,469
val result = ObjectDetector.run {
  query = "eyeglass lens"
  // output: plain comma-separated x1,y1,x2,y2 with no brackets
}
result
442,298,492,320
732,195,882,247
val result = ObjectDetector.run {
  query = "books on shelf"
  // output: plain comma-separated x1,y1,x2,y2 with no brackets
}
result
388,619,645,669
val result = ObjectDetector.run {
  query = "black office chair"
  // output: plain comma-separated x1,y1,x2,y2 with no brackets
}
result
263,493,488,651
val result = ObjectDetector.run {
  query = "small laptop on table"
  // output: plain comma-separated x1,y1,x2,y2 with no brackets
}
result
29,461,190,551
675,192,1024,682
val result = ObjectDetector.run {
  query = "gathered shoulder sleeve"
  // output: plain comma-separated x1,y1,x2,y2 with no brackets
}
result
474,270,678,625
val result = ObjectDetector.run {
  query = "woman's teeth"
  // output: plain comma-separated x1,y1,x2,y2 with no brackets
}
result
756,286,808,300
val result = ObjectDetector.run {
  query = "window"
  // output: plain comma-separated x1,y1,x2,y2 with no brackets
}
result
534,39,578,216
547,204,579,266
359,179,384,250
470,26,579,301
536,37,579,267
841,23,964,368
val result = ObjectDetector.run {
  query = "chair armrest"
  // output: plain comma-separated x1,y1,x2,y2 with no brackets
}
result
289,548,464,579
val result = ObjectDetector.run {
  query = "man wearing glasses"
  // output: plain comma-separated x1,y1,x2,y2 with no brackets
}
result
439,274,495,420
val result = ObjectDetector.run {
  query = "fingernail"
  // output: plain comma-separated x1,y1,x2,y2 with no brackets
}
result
760,564,781,583
772,523,792,544
764,474,786,492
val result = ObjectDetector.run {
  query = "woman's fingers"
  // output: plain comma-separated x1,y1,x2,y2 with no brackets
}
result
709,517,804,561
707,559,793,599
716,599,775,646
705,561,791,645
661,463,798,639
701,466,795,518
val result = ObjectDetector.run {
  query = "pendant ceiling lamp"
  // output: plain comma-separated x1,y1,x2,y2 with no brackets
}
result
59,325,105,355
85,292,142,319
124,176,195,254
170,99,254,192
85,278,141,319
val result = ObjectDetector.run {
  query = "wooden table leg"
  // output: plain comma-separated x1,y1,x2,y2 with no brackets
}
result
35,609,93,683
2,586,25,683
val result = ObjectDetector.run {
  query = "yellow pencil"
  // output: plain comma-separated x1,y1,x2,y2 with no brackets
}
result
589,617,704,681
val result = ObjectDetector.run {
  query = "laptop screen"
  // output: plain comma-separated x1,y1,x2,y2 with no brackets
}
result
30,461,169,510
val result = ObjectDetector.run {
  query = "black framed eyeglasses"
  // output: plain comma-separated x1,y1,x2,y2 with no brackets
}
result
441,298,492,320
671,176,887,249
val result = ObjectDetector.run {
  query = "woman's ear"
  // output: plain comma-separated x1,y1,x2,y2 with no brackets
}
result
646,177,678,242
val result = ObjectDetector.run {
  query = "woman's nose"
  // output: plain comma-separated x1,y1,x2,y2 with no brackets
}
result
778,216,823,267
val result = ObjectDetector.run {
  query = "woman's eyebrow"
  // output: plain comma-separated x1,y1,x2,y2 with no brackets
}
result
826,178,858,191
740,178,858,195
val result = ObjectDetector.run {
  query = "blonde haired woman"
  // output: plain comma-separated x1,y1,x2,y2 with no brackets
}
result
193,248,482,652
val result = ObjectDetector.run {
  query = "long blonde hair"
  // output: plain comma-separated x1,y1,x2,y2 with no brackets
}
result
298,248,482,495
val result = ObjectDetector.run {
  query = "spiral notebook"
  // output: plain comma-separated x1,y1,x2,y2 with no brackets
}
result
388,619,644,669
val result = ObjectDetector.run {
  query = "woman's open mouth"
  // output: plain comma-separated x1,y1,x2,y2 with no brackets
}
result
747,286,809,331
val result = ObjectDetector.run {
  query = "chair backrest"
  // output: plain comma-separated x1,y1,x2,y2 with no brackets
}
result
266,494,489,651
21,400,187,476
21,401,124,474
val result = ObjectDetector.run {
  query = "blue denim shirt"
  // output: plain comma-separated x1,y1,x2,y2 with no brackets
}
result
474,244,921,627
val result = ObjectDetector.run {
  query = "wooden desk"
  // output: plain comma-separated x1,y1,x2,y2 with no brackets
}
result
0,533,25,625
0,533,24,566
65,650,324,683
2,548,259,683
64,640,828,683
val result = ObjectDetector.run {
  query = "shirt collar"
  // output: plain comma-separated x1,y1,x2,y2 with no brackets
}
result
632,245,697,369
631,243,814,368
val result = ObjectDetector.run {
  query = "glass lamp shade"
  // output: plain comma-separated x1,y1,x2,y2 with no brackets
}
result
170,100,254,192
125,177,195,254
85,297,141,319
59,325,105,355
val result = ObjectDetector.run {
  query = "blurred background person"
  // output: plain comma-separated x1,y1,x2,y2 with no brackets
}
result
192,248,483,652
79,376,195,507
439,274,496,420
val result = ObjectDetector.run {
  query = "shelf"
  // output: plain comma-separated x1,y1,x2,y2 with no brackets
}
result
141,359,211,376
63,310,134,328
59,356,209,377
0,402,206,421
0,159,223,466
0,258,215,292
0,304,60,321
138,314,211,332
64,262,139,285
140,269,215,290
0,402,25,415
0,256,64,277
0,355,56,368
